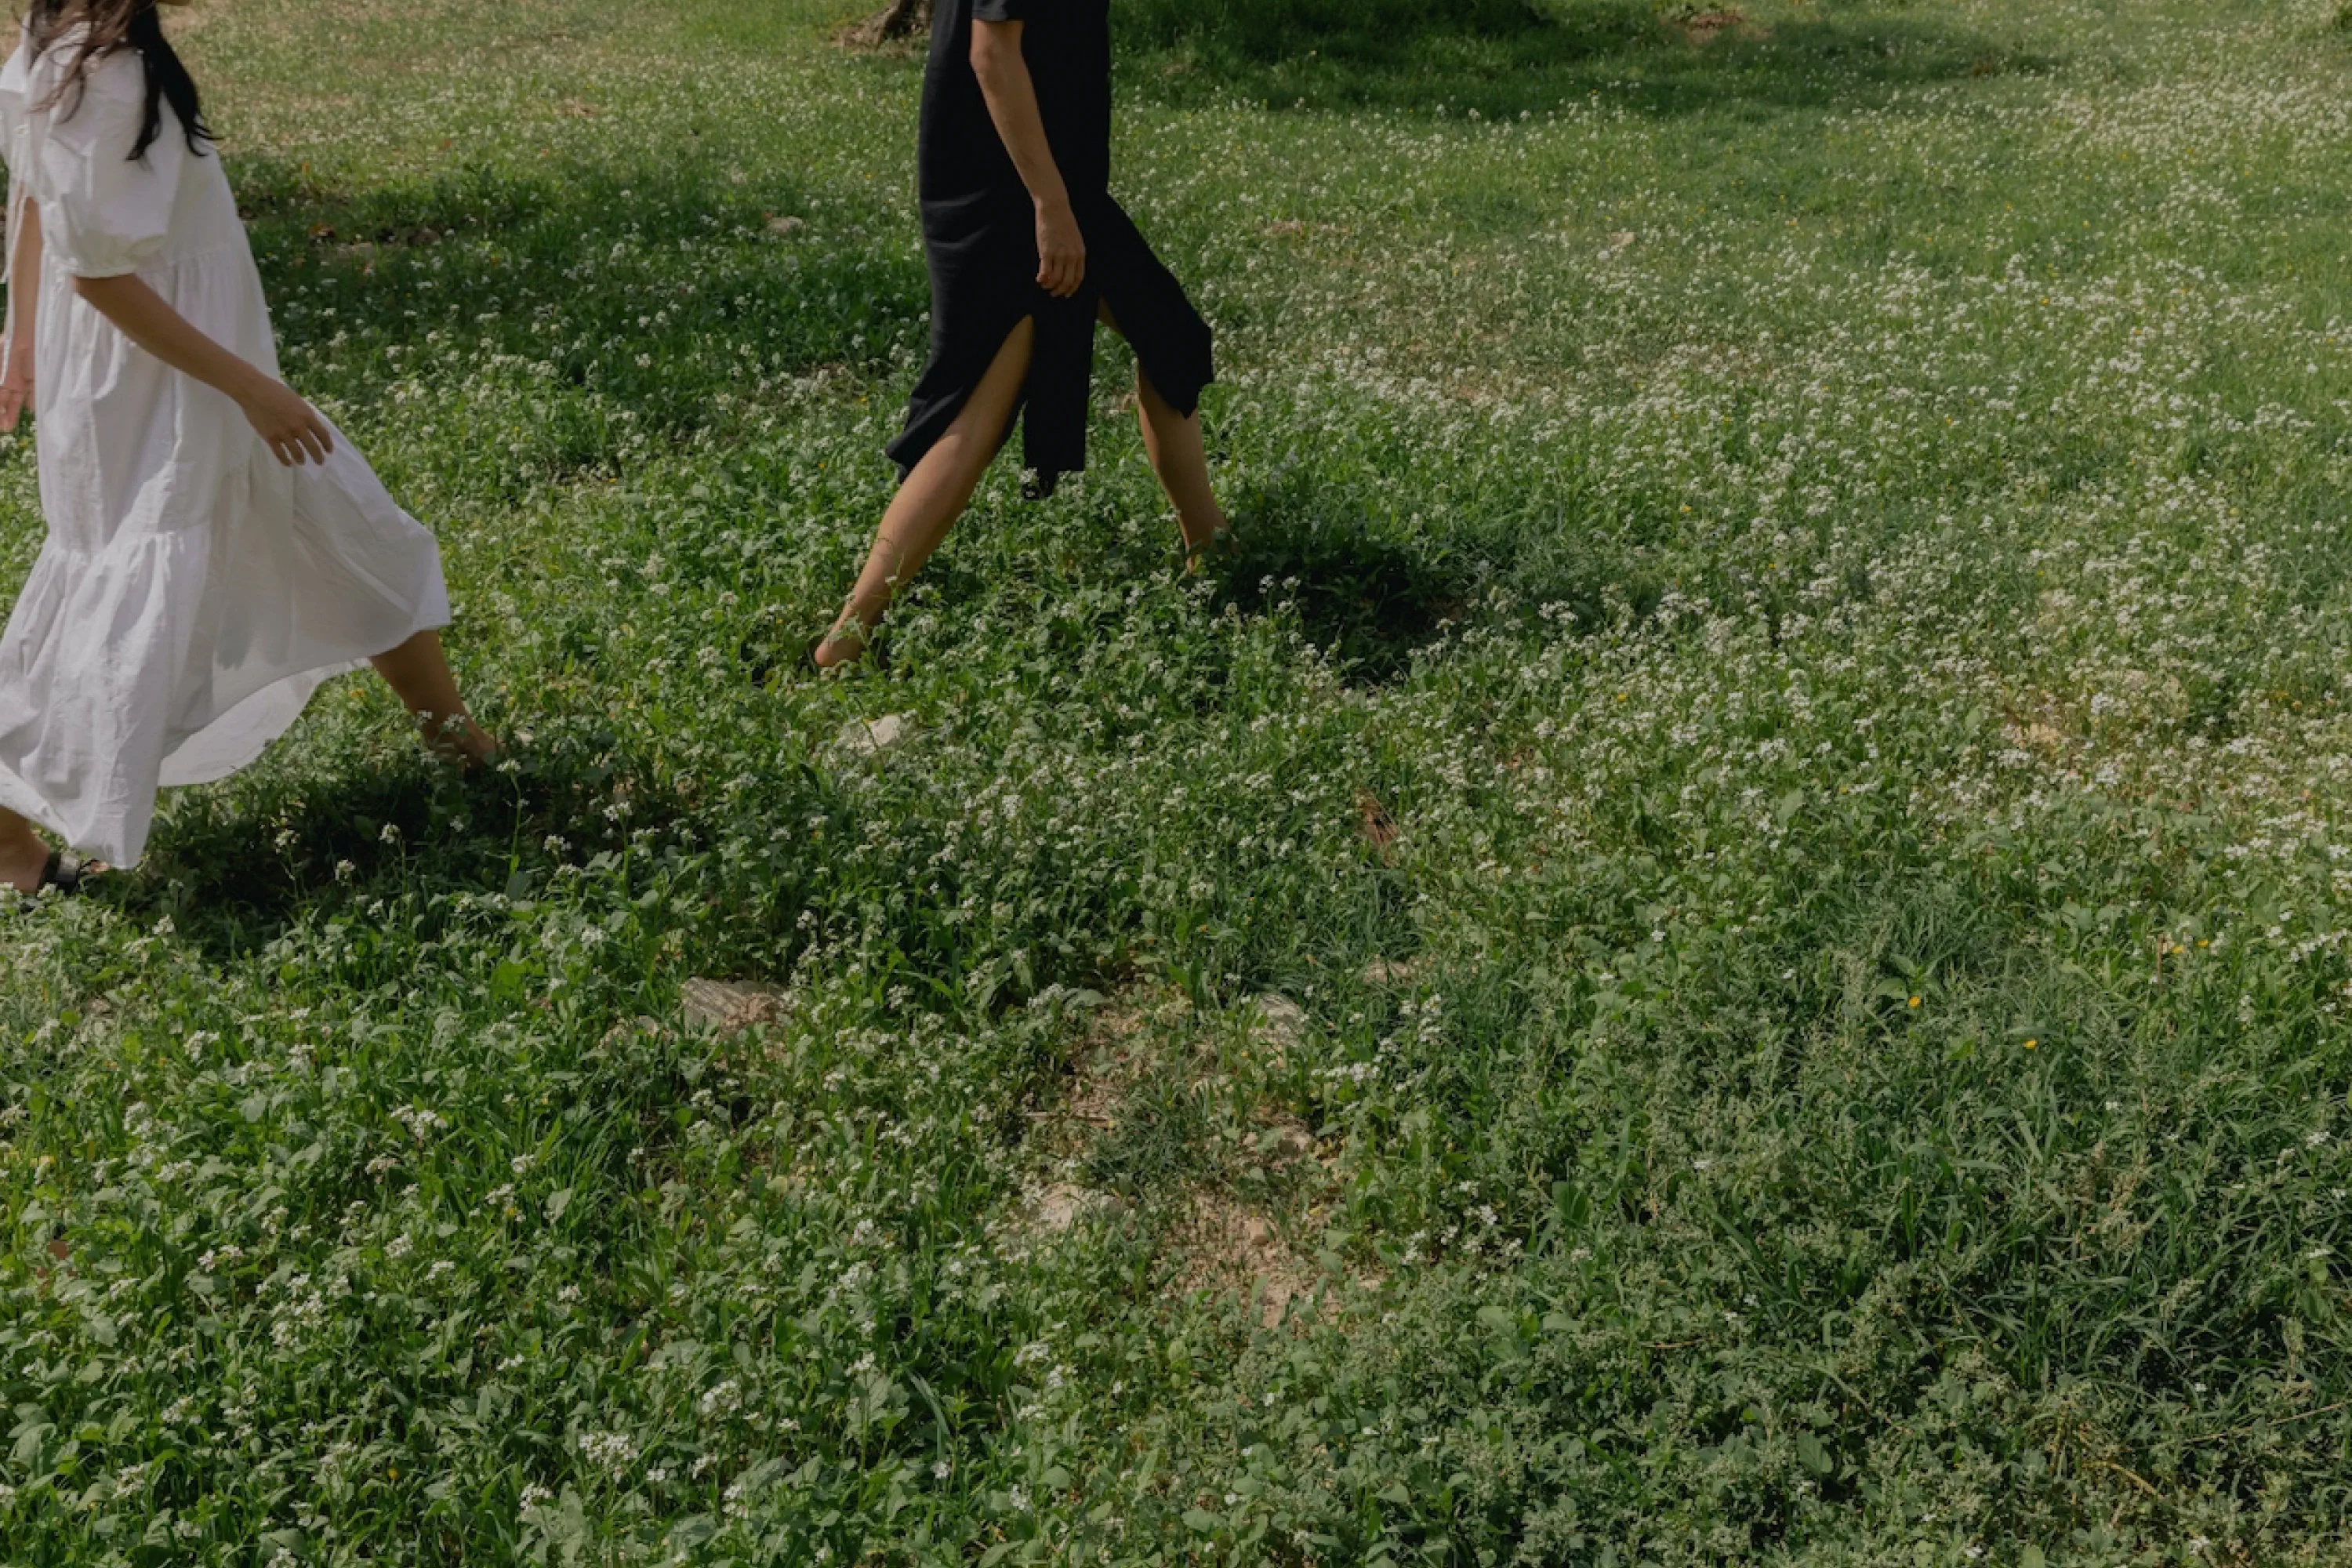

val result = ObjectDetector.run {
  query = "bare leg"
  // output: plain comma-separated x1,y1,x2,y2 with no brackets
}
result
818,318,1036,670
1134,362,1228,559
1098,300,1228,559
370,630,498,767
0,805,48,894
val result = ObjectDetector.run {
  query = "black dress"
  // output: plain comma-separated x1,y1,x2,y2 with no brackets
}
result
886,0,1214,496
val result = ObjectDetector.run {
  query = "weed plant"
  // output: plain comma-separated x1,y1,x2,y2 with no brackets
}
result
4,0,2352,1562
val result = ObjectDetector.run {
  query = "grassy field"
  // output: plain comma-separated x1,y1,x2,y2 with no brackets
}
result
5,0,2352,1560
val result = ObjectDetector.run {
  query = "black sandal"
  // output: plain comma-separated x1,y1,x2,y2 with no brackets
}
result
37,851,85,895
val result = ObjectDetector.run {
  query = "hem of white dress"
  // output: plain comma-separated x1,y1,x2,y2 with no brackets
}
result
154,601,452,792
0,604,452,865
0,764,57,839
153,662,358,791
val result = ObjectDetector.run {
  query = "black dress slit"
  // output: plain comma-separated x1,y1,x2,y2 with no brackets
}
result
884,0,1214,497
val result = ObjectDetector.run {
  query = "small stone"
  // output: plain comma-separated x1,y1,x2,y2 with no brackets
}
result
681,978,790,1035
836,713,916,757
1266,1124,1315,1160
1030,1184,1120,1232
1248,995,1308,1061
1360,956,1423,987
766,213,808,237
599,1014,666,1050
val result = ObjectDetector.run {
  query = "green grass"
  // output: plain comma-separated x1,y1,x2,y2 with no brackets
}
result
5,0,2352,1560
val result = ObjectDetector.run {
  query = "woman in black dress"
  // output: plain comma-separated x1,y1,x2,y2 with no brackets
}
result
812,0,1229,670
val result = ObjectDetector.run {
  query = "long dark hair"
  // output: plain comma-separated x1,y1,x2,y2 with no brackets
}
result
25,0,211,161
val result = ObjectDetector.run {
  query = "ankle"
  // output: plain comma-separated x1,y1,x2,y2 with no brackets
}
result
416,711,495,767
455,724,499,767
0,829,49,893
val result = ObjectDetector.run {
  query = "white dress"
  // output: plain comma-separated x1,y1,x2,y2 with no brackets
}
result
0,40,450,866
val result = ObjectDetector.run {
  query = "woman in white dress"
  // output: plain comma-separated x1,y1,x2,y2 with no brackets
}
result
0,0,495,895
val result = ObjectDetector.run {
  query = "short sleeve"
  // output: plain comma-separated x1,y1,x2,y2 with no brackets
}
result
1,44,32,183
971,0,1036,24
34,53,184,278
1,47,29,292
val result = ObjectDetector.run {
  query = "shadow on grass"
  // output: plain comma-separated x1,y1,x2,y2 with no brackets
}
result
1211,476,1471,684
225,150,927,496
118,744,703,965
1116,0,2047,119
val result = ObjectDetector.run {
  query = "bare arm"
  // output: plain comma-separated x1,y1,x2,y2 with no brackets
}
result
73,270,334,466
0,200,41,432
971,18,1085,298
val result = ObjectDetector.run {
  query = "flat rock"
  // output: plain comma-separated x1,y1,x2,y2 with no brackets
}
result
1261,1123,1316,1161
1029,1183,1121,1232
600,1014,667,1050
681,978,792,1034
836,713,916,757
1247,995,1308,1061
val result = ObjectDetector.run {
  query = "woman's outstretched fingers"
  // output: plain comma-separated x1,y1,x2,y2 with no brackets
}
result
285,408,332,466
301,419,332,466
240,379,336,465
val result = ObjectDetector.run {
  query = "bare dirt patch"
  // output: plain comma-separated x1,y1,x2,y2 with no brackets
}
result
1668,9,1770,45
1024,1181,1124,1234
1169,1192,1316,1328
1006,985,1345,1325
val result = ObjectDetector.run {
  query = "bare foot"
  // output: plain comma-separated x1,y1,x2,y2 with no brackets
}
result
812,614,873,674
452,723,502,771
419,713,501,772
1182,523,1239,575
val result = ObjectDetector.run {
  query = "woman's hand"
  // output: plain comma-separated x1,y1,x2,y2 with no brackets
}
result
970,19,1086,298
1035,197,1086,297
0,340,34,433
238,376,335,466
70,272,336,465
